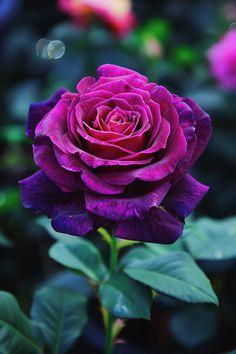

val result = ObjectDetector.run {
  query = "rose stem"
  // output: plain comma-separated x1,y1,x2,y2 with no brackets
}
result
105,233,118,354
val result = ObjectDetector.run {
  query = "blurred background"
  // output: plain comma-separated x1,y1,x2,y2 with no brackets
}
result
1,0,236,353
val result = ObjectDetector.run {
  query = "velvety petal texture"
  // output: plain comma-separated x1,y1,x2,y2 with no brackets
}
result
19,64,212,244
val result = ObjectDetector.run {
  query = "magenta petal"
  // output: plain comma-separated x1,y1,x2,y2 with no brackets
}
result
35,98,70,153
150,85,173,106
53,146,126,195
76,76,95,93
26,88,67,138
183,98,212,165
100,126,187,185
163,173,209,219
115,207,184,243
97,64,147,83
85,182,171,220
33,137,82,192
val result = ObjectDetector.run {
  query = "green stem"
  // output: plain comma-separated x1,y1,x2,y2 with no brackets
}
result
105,312,114,354
105,233,118,354
109,234,118,273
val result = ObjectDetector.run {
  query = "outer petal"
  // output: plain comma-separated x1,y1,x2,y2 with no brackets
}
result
33,137,83,192
19,170,68,217
26,88,67,138
51,200,94,236
76,76,95,93
162,174,209,219
35,98,70,153
115,207,184,243
19,170,94,236
85,182,171,220
97,64,147,83
183,97,212,165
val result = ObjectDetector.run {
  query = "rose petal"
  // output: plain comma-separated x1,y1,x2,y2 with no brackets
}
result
115,207,184,243
97,64,147,83
35,98,70,153
183,97,212,165
76,76,95,93
54,145,126,195
63,133,153,168
19,170,68,217
85,182,171,220
162,173,209,219
52,200,94,236
19,170,94,236
33,137,82,192
27,88,67,138
99,125,187,184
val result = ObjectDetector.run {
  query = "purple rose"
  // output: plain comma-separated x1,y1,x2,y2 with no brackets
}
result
19,64,212,243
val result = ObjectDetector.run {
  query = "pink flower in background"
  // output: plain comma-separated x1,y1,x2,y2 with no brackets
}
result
58,0,136,37
207,30,236,90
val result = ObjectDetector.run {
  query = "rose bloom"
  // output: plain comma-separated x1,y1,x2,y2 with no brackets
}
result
58,0,136,37
207,29,236,90
20,64,212,243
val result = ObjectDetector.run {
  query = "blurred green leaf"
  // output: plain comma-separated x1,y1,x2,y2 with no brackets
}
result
173,46,197,66
139,19,170,43
0,291,42,354
31,286,87,354
99,272,152,320
0,126,26,144
170,305,218,348
184,216,236,261
0,188,20,213
49,239,108,283
122,251,218,305
0,232,13,248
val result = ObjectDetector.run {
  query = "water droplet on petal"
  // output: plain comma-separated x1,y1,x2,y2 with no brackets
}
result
214,250,223,260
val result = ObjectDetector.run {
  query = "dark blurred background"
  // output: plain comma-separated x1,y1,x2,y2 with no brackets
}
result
1,0,236,353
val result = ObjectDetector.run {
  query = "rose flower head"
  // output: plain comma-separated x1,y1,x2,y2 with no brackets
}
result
19,64,212,243
58,0,136,37
207,29,236,90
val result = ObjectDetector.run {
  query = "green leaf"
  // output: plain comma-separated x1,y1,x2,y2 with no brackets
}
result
122,250,218,305
119,246,157,269
0,232,13,248
145,238,184,255
31,286,87,354
49,239,108,283
99,273,152,320
0,291,42,354
184,216,236,261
